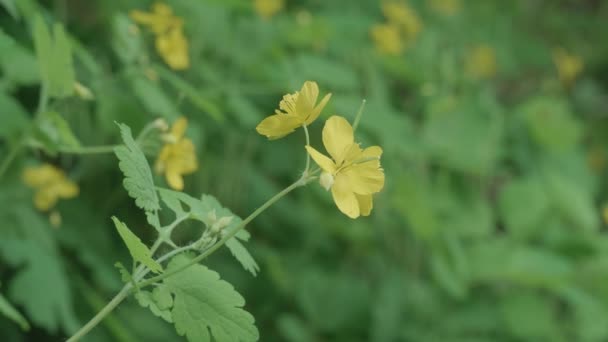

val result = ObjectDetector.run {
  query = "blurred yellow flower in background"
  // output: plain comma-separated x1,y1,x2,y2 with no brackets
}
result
465,44,497,79
254,0,284,19
382,1,422,37
371,23,403,55
155,117,198,190
22,164,79,211
130,2,189,70
305,116,385,219
428,0,461,16
553,48,583,87
372,1,422,55
256,81,332,139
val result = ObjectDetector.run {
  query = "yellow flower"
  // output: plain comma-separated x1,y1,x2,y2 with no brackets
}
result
428,0,461,16
305,116,385,219
155,117,198,190
130,2,189,70
381,2,422,38
254,0,284,19
371,23,403,55
553,48,583,87
256,81,332,139
130,3,176,34
22,164,79,211
155,24,190,70
465,45,497,79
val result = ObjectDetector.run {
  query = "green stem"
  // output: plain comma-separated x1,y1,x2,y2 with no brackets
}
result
137,175,308,288
56,145,119,154
352,99,367,133
36,84,49,117
66,175,311,342
303,124,311,173
65,284,132,342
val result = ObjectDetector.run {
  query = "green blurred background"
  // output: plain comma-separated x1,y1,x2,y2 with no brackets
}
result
1,0,608,341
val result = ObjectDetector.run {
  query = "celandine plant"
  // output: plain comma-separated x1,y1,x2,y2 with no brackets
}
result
65,80,385,342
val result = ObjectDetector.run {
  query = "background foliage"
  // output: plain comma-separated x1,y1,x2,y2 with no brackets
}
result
1,0,608,341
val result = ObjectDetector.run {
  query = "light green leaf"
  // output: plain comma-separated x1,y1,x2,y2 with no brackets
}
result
130,75,178,120
33,15,74,98
225,237,259,277
114,123,160,213
0,291,29,331
499,177,550,239
164,254,259,342
135,286,173,323
33,111,81,153
114,262,133,284
0,92,29,138
112,216,162,274
8,242,79,334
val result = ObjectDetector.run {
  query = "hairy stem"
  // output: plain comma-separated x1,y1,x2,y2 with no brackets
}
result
66,175,311,341
137,175,308,288
65,284,131,342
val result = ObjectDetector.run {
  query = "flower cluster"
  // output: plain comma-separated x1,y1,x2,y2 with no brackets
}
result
256,81,385,219
130,3,189,70
22,164,79,211
155,117,198,190
371,1,422,55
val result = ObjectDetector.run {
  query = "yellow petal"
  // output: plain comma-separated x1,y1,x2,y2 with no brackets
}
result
356,194,373,216
322,116,354,164
331,174,359,219
22,164,61,188
155,145,171,173
256,114,302,139
295,81,319,118
305,93,332,126
166,169,184,190
34,190,56,211
171,117,188,139
342,160,385,195
305,146,336,174
55,181,79,199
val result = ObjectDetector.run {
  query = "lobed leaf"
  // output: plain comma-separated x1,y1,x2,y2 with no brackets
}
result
114,123,160,213
164,254,259,342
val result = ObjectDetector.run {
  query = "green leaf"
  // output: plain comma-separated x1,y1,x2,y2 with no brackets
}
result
114,262,133,283
155,65,223,122
499,177,550,239
129,75,178,120
0,92,29,138
112,216,162,274
7,242,79,334
114,123,160,213
33,14,74,98
164,254,259,342
225,235,259,277
135,286,173,323
0,292,30,331
0,29,39,85
33,111,81,153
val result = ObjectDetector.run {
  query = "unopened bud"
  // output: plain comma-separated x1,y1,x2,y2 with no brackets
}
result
319,172,334,191
153,118,169,131
74,81,94,100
